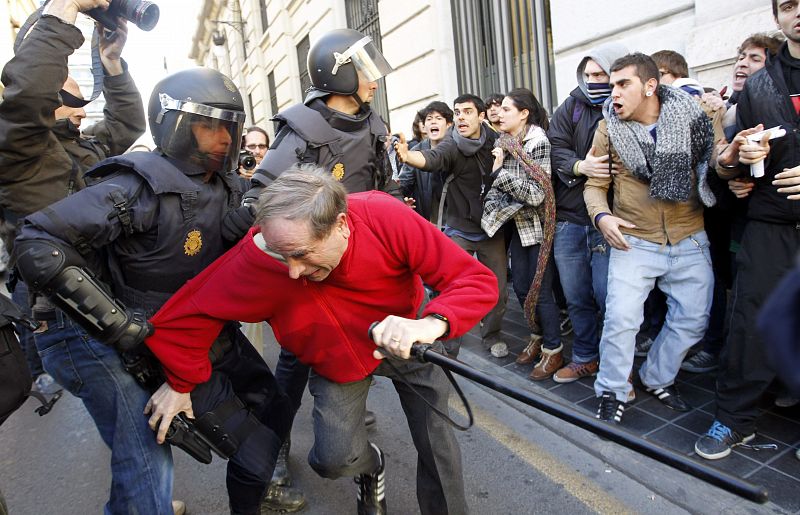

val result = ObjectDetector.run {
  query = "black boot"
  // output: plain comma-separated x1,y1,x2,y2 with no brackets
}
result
355,443,386,515
260,482,306,513
271,437,292,487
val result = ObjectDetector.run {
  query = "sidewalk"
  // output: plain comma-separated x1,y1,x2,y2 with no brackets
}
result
460,294,800,514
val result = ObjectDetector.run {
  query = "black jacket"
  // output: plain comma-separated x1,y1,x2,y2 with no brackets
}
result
0,15,145,225
418,126,497,234
546,87,604,226
736,45,800,224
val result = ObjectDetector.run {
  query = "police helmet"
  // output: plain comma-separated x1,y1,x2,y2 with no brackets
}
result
307,29,394,97
148,68,246,173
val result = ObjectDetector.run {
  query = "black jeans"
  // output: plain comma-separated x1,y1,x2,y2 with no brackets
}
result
715,221,800,434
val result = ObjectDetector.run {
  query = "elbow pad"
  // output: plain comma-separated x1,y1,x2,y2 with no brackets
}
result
14,239,152,351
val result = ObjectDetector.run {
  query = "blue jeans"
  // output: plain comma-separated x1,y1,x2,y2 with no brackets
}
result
553,221,609,363
33,310,173,515
509,229,560,349
594,232,713,401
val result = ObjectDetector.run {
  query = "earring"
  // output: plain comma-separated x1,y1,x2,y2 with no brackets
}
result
646,91,653,97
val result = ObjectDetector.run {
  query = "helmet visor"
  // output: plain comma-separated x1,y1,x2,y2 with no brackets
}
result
157,93,245,173
333,36,394,83
160,113,244,173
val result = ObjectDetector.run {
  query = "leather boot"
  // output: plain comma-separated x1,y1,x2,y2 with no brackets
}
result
515,334,542,365
271,438,292,487
260,483,307,513
355,443,386,515
530,344,563,381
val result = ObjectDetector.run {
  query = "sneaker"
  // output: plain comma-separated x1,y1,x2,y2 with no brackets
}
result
694,420,755,460
645,384,690,412
33,373,62,396
530,344,563,381
634,337,654,358
355,443,386,515
261,483,307,513
271,438,292,487
515,334,542,365
681,350,718,373
775,396,800,408
553,360,599,384
596,391,626,423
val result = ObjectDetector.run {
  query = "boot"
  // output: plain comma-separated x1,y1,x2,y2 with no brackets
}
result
529,344,563,381
260,483,307,513
515,334,542,365
271,438,292,487
355,443,387,515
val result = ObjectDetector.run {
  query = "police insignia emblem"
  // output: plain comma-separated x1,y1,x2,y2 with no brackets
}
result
332,163,345,181
184,230,202,256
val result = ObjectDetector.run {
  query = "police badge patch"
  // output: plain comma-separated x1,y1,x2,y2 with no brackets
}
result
332,163,345,181
184,230,202,256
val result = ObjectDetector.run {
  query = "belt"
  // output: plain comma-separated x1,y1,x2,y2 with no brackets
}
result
32,309,57,322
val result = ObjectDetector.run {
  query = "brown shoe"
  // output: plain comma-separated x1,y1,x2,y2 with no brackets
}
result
553,360,599,384
515,334,543,365
530,344,564,381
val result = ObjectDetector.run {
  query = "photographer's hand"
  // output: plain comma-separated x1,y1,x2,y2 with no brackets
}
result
44,0,110,24
98,18,128,76
144,382,194,444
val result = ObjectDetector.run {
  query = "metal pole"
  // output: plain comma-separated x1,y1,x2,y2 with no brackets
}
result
412,344,769,504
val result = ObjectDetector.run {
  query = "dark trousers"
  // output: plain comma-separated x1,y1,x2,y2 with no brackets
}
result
192,329,291,515
275,347,311,429
715,221,800,434
307,347,466,515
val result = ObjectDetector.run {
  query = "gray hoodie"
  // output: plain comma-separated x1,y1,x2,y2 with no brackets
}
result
576,42,629,100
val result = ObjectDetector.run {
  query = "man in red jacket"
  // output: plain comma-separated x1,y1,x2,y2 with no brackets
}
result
144,166,498,515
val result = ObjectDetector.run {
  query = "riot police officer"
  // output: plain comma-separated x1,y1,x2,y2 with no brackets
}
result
14,68,303,515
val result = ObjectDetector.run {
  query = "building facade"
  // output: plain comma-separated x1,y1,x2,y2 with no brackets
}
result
192,0,776,138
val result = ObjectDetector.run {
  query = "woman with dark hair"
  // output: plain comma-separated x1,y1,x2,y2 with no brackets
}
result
481,88,561,380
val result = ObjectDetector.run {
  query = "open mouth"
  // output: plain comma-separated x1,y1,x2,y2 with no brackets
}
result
457,123,469,131
428,126,441,137
612,102,623,113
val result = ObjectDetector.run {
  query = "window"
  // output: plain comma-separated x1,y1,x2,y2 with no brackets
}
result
258,0,268,34
268,71,279,130
450,0,555,111
345,0,389,121
296,35,311,99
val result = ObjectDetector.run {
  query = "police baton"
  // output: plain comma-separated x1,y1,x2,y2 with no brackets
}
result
368,322,768,504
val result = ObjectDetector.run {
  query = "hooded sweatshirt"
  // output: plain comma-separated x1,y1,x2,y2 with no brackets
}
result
547,42,629,225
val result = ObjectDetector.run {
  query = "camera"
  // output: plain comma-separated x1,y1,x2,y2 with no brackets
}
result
239,150,257,171
88,0,160,32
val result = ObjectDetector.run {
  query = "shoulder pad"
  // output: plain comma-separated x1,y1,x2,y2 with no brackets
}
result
274,104,340,146
84,152,199,195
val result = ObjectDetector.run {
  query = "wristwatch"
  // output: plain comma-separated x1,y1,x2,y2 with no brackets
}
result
428,313,450,339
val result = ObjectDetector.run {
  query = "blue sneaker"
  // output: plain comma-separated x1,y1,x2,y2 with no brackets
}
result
694,420,755,460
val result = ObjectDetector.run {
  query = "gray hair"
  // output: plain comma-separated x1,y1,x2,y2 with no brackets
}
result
254,164,348,240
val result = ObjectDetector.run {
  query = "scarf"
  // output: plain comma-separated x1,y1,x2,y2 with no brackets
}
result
602,85,715,207
497,130,556,329
452,124,487,156
586,82,611,105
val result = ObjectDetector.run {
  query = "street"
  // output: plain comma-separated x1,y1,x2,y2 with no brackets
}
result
0,323,788,514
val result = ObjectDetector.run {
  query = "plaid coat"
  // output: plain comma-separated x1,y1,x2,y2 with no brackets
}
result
481,125,551,246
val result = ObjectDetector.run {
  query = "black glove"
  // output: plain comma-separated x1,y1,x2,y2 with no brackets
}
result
221,205,256,243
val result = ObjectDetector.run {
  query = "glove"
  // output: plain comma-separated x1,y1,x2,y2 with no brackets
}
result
114,309,154,353
221,205,255,243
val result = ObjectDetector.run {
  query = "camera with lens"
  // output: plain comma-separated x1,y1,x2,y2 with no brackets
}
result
239,150,257,171
88,0,160,32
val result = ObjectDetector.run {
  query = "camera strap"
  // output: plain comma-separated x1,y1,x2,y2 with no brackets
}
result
15,2,104,108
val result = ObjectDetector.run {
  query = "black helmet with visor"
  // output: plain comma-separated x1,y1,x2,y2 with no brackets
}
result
148,68,246,173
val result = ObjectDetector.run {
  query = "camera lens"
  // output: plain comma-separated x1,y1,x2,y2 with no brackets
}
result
131,1,160,31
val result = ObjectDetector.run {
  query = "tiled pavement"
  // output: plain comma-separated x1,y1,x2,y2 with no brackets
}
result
460,294,800,514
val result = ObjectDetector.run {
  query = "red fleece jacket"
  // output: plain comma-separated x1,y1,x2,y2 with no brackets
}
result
146,191,498,392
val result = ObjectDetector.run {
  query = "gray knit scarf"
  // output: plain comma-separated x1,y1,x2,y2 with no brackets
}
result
603,85,716,206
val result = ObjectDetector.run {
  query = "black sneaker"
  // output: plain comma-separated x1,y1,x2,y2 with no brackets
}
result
596,391,626,424
355,443,386,515
634,337,654,357
694,420,755,460
645,384,690,412
680,350,718,373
